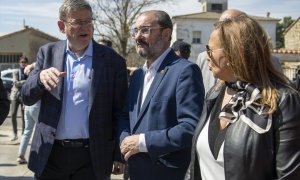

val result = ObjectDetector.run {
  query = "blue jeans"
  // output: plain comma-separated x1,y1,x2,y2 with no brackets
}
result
18,101,41,156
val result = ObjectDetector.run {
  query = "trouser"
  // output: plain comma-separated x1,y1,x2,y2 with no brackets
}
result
35,140,96,180
18,101,40,156
10,99,24,135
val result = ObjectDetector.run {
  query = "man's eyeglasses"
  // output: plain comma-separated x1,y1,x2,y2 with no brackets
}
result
63,18,94,28
20,61,27,64
131,26,166,38
206,45,223,58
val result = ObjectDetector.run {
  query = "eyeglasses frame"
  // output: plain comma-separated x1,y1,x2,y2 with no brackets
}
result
206,45,224,58
63,18,94,28
131,26,166,38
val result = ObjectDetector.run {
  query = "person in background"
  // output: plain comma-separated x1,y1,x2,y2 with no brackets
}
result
196,51,217,94
98,39,113,48
0,77,10,125
271,55,283,73
17,62,41,164
196,9,283,94
119,10,204,180
171,40,191,60
21,0,128,179
189,15,300,180
10,56,28,141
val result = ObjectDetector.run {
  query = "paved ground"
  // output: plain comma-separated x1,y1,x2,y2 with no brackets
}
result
0,114,123,180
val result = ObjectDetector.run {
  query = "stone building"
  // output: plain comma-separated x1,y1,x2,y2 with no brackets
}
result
273,17,300,80
171,0,280,62
0,26,60,70
284,17,300,50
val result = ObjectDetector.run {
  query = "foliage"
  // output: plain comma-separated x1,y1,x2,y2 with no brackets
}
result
90,0,172,66
276,16,295,49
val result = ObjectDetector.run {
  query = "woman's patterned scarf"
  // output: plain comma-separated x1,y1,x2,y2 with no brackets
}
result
219,81,272,134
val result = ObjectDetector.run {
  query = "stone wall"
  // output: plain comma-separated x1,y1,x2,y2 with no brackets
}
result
285,19,300,50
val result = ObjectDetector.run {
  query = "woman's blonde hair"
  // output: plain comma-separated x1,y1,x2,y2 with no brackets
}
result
214,15,289,113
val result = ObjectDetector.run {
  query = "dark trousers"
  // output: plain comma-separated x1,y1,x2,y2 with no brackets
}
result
35,142,96,180
10,99,24,135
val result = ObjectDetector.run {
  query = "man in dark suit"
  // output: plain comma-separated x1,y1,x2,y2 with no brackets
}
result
21,0,127,179
119,10,205,180
171,40,191,60
0,77,10,125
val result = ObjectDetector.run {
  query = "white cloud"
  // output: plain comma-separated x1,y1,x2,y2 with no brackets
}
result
0,2,60,18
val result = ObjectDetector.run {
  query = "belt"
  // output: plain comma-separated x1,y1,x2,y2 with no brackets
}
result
54,139,89,148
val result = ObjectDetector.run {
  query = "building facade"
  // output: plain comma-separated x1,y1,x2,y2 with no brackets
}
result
276,17,300,80
284,17,300,50
0,26,60,71
171,0,279,62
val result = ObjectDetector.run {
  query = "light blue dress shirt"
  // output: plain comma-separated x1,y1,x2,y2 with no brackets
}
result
56,40,93,140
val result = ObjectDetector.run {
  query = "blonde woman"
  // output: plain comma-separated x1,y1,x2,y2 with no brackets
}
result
189,15,300,180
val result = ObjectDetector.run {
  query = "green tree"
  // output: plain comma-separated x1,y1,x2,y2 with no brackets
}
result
91,0,173,66
276,16,294,49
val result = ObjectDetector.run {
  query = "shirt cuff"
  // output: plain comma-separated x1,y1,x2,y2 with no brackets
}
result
139,133,148,152
37,72,45,88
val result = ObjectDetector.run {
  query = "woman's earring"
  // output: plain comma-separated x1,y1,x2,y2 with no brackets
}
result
226,63,230,66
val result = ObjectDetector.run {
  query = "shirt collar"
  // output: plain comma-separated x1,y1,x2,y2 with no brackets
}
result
66,40,93,59
142,48,171,72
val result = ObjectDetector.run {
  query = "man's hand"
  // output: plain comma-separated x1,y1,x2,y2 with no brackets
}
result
112,161,125,175
24,63,35,75
39,67,66,91
120,134,140,161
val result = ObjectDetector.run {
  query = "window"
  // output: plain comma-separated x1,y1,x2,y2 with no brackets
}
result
211,4,223,11
192,31,201,44
0,53,22,63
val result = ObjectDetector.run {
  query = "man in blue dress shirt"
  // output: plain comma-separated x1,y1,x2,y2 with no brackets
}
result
21,0,128,179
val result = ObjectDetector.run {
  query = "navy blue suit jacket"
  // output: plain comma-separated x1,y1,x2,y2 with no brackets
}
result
22,40,128,179
119,50,205,180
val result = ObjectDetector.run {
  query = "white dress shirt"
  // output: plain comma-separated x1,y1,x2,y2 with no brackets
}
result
138,48,171,152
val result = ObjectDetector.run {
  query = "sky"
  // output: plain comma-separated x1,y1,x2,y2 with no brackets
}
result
0,0,299,40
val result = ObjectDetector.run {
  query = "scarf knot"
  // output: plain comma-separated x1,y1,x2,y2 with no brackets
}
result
220,81,272,134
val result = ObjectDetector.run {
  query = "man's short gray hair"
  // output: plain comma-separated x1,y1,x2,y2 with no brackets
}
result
59,0,92,20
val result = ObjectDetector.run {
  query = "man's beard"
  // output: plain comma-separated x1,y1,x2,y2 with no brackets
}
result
136,36,163,60
136,39,150,59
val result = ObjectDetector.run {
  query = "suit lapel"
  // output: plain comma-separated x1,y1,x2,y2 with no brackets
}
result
137,68,168,121
88,41,105,113
135,69,145,117
50,41,66,100
135,51,177,125
193,84,225,145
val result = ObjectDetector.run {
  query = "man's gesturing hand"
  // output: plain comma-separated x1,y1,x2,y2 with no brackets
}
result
40,67,66,91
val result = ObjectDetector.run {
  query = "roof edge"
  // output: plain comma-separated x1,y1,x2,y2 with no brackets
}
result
0,26,60,41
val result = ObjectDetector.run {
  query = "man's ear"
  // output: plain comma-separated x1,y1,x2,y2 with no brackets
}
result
162,28,172,42
57,20,65,33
